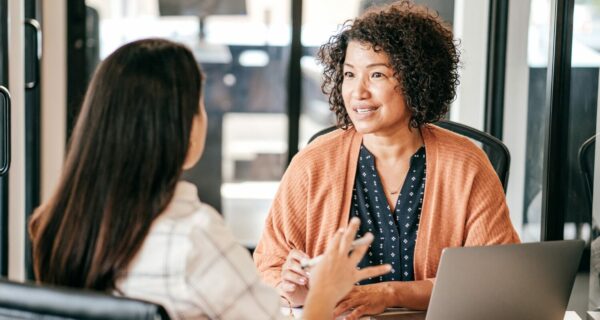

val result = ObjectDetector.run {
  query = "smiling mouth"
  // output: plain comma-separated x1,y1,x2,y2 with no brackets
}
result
354,106,379,114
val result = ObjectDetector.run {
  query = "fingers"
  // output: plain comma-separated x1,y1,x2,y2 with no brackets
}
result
286,249,309,263
333,301,350,318
283,260,309,278
281,268,308,286
334,299,364,319
355,264,392,283
333,289,357,317
339,217,361,254
349,232,373,264
279,280,297,293
283,249,309,275
346,305,368,320
324,227,344,255
280,249,310,292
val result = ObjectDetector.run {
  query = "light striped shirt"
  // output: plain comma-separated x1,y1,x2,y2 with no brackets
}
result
117,181,282,319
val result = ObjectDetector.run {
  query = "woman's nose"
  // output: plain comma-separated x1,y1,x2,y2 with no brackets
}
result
351,80,370,99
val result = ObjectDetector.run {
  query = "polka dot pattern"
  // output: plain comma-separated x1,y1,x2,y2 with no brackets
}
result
350,145,426,284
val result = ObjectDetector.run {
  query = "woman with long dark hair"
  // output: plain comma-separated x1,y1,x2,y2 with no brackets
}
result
29,38,389,319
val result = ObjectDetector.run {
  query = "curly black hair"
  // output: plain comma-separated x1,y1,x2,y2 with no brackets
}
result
316,0,460,129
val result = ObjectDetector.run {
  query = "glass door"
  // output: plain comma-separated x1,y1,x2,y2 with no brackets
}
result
24,0,41,280
571,0,600,312
0,0,11,278
71,0,292,249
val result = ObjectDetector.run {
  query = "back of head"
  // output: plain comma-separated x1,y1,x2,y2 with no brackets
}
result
29,38,204,291
317,0,460,129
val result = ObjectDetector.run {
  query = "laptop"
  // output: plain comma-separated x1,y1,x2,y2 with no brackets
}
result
369,240,584,320
424,240,585,320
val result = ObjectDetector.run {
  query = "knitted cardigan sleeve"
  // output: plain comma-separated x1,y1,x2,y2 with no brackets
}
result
253,156,310,288
463,149,520,246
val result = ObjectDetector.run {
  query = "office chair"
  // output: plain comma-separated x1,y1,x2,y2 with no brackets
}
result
0,279,170,320
579,135,595,209
308,120,511,192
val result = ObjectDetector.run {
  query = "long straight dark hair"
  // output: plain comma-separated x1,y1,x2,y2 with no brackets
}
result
29,38,204,291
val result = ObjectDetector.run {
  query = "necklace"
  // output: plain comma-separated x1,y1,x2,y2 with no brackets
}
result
382,172,403,196
388,183,402,195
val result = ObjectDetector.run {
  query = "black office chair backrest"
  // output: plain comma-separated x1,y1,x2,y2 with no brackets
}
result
307,125,339,144
435,120,510,191
0,279,170,320
579,135,595,208
308,120,511,192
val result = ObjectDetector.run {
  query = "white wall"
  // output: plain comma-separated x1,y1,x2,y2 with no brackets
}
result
451,0,489,130
503,0,532,239
7,0,67,281
8,0,25,281
41,0,67,204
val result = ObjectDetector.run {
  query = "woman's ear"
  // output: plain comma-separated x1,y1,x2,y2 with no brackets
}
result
183,101,207,170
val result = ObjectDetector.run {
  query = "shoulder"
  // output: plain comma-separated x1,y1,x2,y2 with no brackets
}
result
156,181,224,230
157,192,254,281
274,128,357,196
150,181,236,249
121,183,283,318
423,124,492,172
289,127,355,171
183,204,255,271
181,206,282,319
171,202,234,248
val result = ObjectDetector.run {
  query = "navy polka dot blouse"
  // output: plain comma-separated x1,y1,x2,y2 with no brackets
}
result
350,144,426,284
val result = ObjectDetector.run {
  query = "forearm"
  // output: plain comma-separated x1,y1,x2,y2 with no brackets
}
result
383,280,433,310
253,239,286,288
258,266,283,288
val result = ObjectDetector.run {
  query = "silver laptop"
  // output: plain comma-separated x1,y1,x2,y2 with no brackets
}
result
423,240,585,320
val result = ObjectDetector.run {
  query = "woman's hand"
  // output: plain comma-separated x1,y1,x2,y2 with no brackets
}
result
278,249,310,306
333,283,390,320
303,217,391,318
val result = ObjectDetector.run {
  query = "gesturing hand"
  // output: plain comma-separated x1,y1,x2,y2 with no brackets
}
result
306,217,391,313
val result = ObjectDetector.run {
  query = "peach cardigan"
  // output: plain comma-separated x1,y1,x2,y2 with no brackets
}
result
254,124,520,287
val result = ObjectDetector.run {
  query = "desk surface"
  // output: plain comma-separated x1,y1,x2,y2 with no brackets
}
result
282,308,582,319
564,311,582,320
588,311,600,320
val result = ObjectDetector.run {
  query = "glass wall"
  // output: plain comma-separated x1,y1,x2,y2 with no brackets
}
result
80,0,595,251
506,0,599,245
0,0,9,277
502,0,551,242
84,0,291,248
567,0,599,242
571,0,600,311
85,0,465,248
297,0,359,146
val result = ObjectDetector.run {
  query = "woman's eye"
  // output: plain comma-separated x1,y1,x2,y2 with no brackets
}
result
343,71,354,78
371,72,384,78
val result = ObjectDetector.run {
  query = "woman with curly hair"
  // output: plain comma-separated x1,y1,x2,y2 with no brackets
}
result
254,1,519,319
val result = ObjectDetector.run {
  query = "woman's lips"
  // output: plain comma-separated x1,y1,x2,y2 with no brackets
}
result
353,106,379,114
